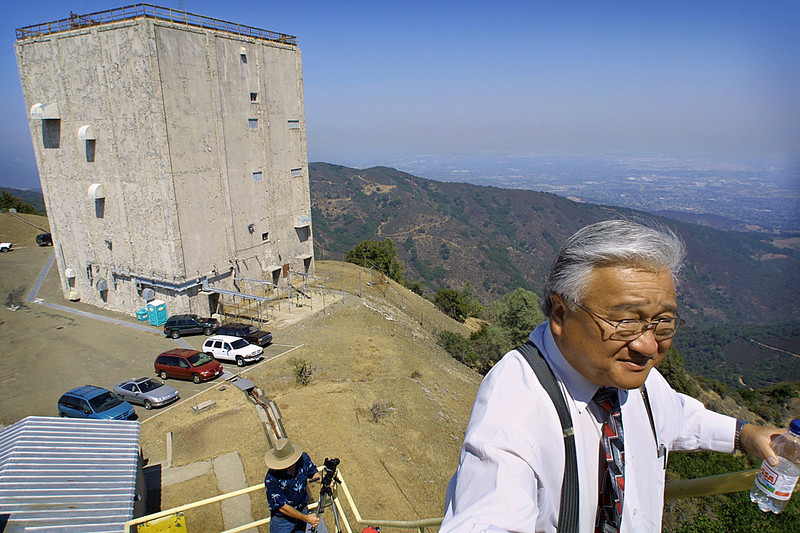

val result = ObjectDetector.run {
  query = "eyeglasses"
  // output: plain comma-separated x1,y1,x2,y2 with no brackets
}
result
573,301,685,341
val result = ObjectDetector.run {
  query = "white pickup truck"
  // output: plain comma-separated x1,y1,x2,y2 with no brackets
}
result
0,243,12,253
202,334,264,367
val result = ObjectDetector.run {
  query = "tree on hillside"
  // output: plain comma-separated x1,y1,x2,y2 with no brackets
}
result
434,285,484,323
0,191,40,215
468,324,513,373
437,325,512,373
345,238,404,282
657,348,700,397
403,279,425,296
460,281,484,318
437,288,544,372
486,288,544,346
434,289,470,322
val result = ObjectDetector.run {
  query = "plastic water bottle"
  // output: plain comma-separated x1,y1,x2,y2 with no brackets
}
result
750,418,800,514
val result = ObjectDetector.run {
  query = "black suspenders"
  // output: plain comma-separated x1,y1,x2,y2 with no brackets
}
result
516,341,659,532
516,341,580,533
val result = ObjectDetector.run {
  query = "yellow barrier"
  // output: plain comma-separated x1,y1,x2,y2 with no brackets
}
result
135,513,186,532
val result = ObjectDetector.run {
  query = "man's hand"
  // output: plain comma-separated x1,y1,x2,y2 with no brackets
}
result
278,504,321,527
740,424,781,466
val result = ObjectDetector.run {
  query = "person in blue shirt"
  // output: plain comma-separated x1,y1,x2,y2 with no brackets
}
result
264,438,322,532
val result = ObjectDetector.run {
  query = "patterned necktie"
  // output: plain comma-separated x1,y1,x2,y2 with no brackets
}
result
594,386,624,533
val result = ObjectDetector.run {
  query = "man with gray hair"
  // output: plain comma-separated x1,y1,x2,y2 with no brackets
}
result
441,219,779,533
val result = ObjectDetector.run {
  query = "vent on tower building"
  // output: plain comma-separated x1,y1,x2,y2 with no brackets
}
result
88,184,105,218
78,124,97,162
78,125,96,141
88,183,105,199
31,104,61,149
30,103,60,119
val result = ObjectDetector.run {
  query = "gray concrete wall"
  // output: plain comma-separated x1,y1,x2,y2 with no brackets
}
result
206,30,313,281
16,21,184,314
155,25,232,277
15,16,313,318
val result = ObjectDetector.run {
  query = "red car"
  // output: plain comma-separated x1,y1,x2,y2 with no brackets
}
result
154,349,223,384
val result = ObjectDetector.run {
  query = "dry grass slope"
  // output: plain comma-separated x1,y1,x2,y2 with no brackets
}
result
262,260,482,523
1,213,485,528
139,261,483,528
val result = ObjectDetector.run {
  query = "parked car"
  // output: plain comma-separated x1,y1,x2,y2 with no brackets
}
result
58,385,136,420
36,233,53,246
0,242,12,253
163,314,219,338
154,348,224,383
216,322,273,347
113,377,180,409
202,335,264,367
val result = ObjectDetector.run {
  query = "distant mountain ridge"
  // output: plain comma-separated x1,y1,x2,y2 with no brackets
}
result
7,171,799,324
309,162,800,325
653,209,774,234
0,187,46,215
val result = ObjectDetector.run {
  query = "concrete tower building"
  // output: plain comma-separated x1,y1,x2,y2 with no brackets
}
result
15,5,314,318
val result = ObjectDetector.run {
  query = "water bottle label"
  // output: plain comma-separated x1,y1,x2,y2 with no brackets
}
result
755,462,799,501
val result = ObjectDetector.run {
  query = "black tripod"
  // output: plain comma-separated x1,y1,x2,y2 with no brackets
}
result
312,458,341,533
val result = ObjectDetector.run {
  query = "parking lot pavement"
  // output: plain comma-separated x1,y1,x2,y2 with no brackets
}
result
0,244,301,426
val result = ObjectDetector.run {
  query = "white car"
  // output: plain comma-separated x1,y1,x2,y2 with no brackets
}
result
202,335,263,367
0,243,12,253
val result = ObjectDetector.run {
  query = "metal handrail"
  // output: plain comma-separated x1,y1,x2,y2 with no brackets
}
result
125,467,762,533
665,468,757,500
15,3,296,45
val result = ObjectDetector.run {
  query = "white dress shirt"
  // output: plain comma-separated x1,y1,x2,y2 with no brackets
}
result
441,322,736,533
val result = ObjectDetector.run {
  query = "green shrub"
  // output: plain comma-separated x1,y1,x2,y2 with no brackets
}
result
345,238,404,282
289,358,314,385
367,400,395,423
434,289,470,322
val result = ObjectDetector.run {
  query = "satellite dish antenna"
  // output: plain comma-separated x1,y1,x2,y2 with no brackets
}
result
142,288,155,301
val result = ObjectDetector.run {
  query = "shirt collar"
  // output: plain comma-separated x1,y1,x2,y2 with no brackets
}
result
530,321,629,411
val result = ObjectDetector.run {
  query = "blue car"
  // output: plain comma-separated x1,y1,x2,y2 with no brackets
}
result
57,385,136,420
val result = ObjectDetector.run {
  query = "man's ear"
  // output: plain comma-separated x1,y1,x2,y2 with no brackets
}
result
549,294,567,336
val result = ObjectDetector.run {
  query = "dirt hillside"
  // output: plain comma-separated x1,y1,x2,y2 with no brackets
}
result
272,262,480,520
244,260,482,523
135,261,484,530
1,211,486,529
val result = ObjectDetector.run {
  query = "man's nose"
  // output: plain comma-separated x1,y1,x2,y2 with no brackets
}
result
628,328,659,356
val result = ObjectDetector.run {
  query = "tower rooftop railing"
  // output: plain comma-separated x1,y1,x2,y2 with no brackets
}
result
15,3,297,45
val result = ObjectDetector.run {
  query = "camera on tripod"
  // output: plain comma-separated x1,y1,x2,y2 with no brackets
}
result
322,458,340,487
312,458,342,533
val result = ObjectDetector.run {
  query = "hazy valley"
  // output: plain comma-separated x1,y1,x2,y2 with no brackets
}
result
5,160,799,390
363,153,800,233
307,162,800,392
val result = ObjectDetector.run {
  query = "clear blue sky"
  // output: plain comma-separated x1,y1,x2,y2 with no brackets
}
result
2,0,798,189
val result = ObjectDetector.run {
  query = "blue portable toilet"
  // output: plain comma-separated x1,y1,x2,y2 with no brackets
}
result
135,307,148,321
146,299,167,326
